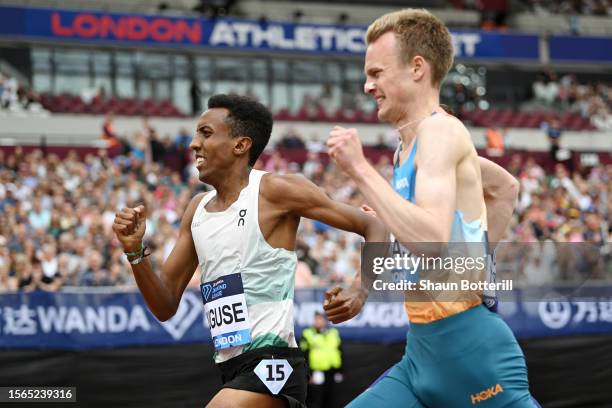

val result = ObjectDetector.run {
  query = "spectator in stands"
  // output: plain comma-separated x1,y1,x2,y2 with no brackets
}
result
479,0,509,29
97,86,107,101
102,113,122,149
149,127,167,164
319,83,337,116
190,80,202,116
28,198,51,231
39,243,60,283
486,126,505,156
542,119,565,162
174,127,192,150
301,94,321,120
591,105,612,130
278,128,306,149
78,250,111,287
297,239,320,277
264,150,288,173
533,70,559,107
14,254,33,291
302,151,323,180
0,241,17,292
0,72,18,110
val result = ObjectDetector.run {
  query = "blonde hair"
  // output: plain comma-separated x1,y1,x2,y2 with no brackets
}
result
366,9,454,88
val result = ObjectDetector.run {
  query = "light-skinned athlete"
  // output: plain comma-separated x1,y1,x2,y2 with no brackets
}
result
324,9,540,408
112,94,387,408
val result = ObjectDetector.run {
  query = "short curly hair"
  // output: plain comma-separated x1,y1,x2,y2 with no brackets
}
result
207,94,273,167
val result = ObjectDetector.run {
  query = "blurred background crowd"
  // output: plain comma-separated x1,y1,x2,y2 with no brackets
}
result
1,120,610,292
1,0,610,293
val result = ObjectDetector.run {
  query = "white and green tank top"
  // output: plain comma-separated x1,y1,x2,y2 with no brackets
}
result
191,169,297,363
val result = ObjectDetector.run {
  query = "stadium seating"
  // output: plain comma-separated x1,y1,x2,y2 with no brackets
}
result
39,93,187,118
461,108,596,130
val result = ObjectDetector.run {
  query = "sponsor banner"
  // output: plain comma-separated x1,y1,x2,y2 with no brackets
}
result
1,287,612,349
0,290,208,348
0,6,539,60
549,35,612,63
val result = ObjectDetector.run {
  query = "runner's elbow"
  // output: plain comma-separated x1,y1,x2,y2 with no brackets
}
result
364,218,388,242
152,302,178,322
507,177,520,201
155,309,176,322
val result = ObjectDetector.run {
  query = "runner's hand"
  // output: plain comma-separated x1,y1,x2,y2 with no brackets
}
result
323,286,367,324
327,126,368,178
361,204,377,217
112,205,146,253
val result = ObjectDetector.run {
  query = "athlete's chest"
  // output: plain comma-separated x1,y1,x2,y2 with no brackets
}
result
191,196,254,258
393,163,417,202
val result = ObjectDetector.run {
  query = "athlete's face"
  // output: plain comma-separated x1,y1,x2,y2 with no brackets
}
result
190,108,247,183
364,32,418,125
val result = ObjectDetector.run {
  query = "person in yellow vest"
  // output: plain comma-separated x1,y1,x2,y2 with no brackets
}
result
300,311,343,408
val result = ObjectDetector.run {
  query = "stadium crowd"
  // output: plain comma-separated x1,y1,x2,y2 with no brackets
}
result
0,120,610,292
525,0,612,15
531,70,612,130
0,72,48,116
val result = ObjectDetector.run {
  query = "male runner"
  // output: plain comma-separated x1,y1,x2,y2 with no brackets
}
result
325,9,540,408
112,94,387,408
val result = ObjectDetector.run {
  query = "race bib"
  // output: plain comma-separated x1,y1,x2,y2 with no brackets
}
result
200,273,252,350
254,359,293,395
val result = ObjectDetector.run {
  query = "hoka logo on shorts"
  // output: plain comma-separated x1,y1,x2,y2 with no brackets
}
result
471,384,504,404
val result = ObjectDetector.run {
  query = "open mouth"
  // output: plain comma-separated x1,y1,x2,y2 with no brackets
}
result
195,156,206,169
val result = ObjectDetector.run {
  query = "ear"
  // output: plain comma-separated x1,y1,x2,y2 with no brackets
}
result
411,55,426,82
233,136,252,157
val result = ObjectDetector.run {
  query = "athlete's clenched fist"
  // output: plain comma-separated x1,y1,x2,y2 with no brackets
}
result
323,286,367,324
112,205,146,253
327,126,368,178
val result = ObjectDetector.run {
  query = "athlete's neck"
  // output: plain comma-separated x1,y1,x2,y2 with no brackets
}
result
395,93,440,147
211,166,251,206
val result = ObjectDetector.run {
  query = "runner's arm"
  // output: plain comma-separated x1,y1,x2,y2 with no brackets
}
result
124,194,203,321
479,157,519,246
348,120,464,245
264,173,388,243
264,173,388,294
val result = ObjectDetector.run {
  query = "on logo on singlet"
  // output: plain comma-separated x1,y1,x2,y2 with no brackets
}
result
237,209,247,226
